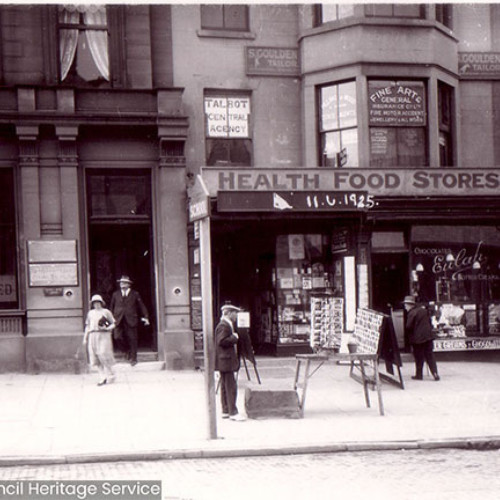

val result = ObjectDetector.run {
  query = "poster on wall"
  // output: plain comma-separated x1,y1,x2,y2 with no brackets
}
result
204,96,251,138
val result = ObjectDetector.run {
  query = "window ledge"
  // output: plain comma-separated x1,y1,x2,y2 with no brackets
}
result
197,29,256,40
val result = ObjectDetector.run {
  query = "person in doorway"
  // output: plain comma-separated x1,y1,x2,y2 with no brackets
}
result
403,295,440,381
215,304,246,421
110,275,149,366
83,294,116,386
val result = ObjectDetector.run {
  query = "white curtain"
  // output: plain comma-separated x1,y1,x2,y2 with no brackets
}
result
84,9,110,81
59,10,79,81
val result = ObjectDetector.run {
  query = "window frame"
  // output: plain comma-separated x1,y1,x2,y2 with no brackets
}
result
204,91,253,167
438,81,454,167
200,4,249,32
364,4,425,19
317,80,358,168
368,79,428,168
313,3,355,27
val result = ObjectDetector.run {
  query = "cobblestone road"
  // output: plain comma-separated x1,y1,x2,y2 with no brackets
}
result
1,449,499,500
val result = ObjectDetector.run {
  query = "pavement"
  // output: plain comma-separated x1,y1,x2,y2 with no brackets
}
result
1,354,500,466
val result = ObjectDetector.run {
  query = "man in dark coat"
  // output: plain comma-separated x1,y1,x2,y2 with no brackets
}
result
403,295,440,381
110,275,149,366
215,304,246,421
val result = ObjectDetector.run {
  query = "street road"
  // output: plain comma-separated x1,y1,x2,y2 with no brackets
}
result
1,449,499,500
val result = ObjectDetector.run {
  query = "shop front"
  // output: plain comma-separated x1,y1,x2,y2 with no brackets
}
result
192,167,500,358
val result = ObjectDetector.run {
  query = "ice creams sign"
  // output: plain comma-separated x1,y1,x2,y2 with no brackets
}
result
204,96,250,138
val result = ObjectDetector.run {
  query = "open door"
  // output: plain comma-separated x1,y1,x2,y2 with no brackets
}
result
86,169,156,353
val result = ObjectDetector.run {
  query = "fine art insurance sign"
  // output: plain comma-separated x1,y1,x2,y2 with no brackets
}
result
200,168,500,204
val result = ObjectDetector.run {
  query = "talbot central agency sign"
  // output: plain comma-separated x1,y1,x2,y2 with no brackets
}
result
200,168,500,199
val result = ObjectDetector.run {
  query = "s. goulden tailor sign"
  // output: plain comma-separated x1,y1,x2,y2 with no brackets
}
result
246,46,299,76
200,168,500,197
459,52,500,78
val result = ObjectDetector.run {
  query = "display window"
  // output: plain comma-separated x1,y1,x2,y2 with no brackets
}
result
274,233,347,347
411,225,500,337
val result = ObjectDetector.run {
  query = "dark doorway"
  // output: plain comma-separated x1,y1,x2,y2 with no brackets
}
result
371,252,409,315
86,170,156,352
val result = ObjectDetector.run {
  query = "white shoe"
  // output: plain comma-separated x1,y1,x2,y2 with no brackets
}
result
229,414,246,421
221,413,230,419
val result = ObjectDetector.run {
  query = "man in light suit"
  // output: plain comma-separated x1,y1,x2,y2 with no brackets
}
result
110,275,149,366
215,304,246,421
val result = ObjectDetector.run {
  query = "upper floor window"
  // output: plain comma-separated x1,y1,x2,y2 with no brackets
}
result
318,81,358,167
314,3,355,26
58,4,109,85
200,5,249,32
365,4,424,19
204,93,252,166
435,4,453,29
368,80,427,167
438,81,454,166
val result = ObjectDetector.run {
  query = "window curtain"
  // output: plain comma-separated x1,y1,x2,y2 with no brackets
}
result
84,8,110,81
59,10,79,81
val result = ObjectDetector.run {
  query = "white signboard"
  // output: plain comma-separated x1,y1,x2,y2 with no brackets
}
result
205,96,251,138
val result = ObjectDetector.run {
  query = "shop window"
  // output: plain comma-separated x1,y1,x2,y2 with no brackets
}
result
411,225,500,337
0,169,18,309
200,4,249,31
204,93,252,166
318,81,358,167
58,4,110,86
438,81,454,166
365,4,424,19
313,3,355,26
435,4,453,29
368,80,427,167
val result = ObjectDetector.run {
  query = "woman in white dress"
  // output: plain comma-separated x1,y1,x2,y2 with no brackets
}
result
83,294,116,386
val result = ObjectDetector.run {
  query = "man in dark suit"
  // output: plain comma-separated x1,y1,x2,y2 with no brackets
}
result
215,304,246,421
110,275,149,366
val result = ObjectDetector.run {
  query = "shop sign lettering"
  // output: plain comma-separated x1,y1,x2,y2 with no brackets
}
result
246,47,299,76
0,275,16,302
368,81,426,126
434,337,500,351
459,52,500,78
204,96,250,138
201,168,500,197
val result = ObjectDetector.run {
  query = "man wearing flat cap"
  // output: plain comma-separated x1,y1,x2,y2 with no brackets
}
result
110,275,149,366
403,295,440,381
215,304,246,421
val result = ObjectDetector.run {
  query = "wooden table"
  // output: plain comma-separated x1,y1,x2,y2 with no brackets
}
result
293,352,385,416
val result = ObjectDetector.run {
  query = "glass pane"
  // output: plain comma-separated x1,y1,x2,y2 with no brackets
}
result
75,31,107,83
321,4,338,23
320,86,339,131
200,5,223,29
224,5,248,31
338,81,357,129
341,128,359,167
397,127,426,166
321,131,341,167
229,139,252,165
0,169,18,308
370,128,398,167
89,175,151,217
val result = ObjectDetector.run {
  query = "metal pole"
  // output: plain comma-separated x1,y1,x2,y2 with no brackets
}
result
200,215,217,439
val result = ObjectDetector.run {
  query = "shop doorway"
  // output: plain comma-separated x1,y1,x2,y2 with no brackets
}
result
86,170,156,353
371,252,409,315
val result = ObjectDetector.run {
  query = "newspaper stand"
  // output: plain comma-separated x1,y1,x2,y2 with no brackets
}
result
294,308,391,417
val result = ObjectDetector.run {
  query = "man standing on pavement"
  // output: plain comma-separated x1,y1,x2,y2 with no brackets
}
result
403,295,440,381
215,304,246,421
110,275,149,366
